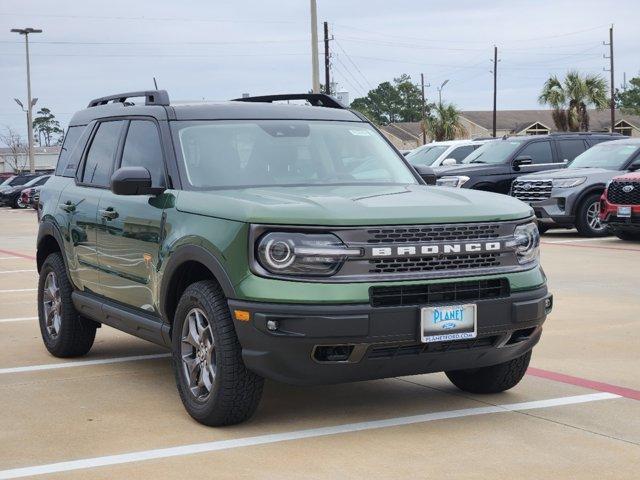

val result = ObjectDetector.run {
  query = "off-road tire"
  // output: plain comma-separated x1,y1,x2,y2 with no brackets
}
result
38,252,96,357
575,193,608,237
614,230,640,241
445,350,532,394
172,280,264,426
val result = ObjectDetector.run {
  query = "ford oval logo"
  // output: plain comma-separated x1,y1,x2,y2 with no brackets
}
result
622,185,635,193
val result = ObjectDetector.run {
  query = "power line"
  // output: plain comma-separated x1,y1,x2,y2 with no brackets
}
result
0,39,306,46
0,12,297,24
332,39,374,90
333,54,368,95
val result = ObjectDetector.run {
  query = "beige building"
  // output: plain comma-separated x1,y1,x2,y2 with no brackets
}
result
379,109,640,150
0,146,60,174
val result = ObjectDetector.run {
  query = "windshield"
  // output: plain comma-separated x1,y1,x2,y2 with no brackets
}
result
0,176,15,186
407,145,448,166
172,120,418,189
21,176,47,188
463,139,527,164
568,142,640,170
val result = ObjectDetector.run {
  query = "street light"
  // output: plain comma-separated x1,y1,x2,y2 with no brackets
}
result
437,79,449,105
11,27,42,173
14,97,38,152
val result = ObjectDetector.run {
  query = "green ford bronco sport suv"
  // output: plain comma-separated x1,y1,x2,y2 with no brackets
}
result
36,91,552,426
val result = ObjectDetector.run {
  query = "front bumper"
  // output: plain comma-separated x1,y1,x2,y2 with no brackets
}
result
600,197,640,232
229,285,551,385
527,196,576,227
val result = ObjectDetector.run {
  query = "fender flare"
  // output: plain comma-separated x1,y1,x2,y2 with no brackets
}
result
159,244,237,319
36,220,67,272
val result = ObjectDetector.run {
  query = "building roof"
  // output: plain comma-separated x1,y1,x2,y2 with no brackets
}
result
461,109,640,132
0,146,61,155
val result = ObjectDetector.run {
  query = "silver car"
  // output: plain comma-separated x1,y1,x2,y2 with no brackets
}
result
512,139,640,236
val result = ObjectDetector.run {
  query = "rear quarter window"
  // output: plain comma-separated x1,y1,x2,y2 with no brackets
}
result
55,126,86,177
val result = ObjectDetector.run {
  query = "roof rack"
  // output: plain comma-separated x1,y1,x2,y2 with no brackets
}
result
232,93,346,109
87,90,170,108
547,131,622,136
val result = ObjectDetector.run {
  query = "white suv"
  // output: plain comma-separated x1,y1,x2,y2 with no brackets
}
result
406,139,495,167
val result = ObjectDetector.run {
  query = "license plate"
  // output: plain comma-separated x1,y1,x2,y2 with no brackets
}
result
618,206,632,218
420,304,477,343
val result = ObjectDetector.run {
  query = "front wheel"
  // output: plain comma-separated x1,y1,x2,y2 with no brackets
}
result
172,280,264,426
575,194,608,237
614,230,640,241
446,350,531,394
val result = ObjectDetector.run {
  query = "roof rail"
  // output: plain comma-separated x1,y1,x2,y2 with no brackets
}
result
232,93,346,109
547,131,622,136
87,90,170,108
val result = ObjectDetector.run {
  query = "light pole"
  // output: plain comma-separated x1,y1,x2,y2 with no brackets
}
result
437,79,449,105
14,98,38,167
11,27,42,173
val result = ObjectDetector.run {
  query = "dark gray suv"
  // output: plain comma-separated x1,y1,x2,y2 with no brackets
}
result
512,139,640,236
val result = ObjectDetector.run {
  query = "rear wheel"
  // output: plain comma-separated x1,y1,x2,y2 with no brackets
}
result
575,193,608,237
172,280,264,426
446,350,531,394
38,252,97,357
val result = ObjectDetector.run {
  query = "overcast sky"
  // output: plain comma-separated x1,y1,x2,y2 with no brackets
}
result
1,0,639,139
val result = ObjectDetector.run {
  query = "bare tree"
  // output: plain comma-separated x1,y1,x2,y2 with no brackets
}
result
0,126,28,173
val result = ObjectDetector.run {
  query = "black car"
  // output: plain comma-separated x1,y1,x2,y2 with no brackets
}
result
432,133,623,194
0,172,44,193
0,175,50,208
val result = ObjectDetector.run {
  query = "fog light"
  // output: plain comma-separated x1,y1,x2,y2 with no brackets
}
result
266,320,278,331
544,297,553,310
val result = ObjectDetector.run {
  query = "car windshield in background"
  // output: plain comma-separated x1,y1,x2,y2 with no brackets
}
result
172,120,418,189
406,145,448,166
463,139,527,164
568,143,640,170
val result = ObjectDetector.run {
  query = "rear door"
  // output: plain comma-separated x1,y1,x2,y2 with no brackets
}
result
62,120,125,292
95,119,169,313
556,138,588,163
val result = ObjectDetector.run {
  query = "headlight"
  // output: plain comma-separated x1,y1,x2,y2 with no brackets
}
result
257,232,361,276
436,175,470,188
552,177,586,188
509,222,540,265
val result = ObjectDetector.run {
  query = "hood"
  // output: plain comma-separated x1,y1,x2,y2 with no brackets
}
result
612,171,640,182
434,163,505,177
175,184,533,226
517,167,615,180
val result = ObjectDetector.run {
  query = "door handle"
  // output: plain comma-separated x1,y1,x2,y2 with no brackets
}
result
99,208,119,220
59,201,76,213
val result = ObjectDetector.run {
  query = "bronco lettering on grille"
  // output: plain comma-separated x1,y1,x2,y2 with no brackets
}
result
370,241,502,258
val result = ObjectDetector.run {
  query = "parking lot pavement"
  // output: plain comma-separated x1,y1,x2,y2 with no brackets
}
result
0,209,638,479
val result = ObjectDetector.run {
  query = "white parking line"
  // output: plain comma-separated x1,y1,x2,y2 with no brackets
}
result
0,392,619,479
0,288,37,293
0,316,37,323
0,353,171,375
0,257,19,260
0,269,36,274
543,237,614,244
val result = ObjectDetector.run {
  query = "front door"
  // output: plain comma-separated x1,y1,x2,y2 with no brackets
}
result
95,119,168,313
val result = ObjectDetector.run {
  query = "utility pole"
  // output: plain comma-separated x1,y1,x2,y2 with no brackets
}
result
491,45,498,138
421,73,427,144
603,25,615,132
323,22,331,95
11,27,42,173
310,0,320,93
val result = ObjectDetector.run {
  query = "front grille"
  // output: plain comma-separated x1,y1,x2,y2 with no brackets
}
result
366,224,500,243
369,278,509,307
607,181,640,205
512,179,553,202
367,336,499,359
369,253,501,274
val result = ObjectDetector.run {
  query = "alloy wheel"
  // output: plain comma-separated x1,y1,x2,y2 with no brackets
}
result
586,201,605,232
180,308,217,400
42,271,62,337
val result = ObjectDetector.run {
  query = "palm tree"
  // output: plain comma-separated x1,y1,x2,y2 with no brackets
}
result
424,102,467,141
539,71,609,132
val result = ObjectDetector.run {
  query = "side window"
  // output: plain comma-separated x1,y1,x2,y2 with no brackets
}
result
557,139,587,162
55,126,83,177
518,141,554,164
81,121,124,186
120,120,166,187
448,145,475,162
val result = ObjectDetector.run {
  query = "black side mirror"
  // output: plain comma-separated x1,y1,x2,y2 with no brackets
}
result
413,165,437,185
512,155,533,171
111,167,163,196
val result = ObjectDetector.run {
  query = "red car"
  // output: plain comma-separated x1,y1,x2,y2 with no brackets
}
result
600,171,640,241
